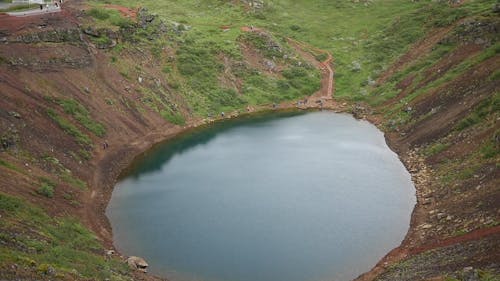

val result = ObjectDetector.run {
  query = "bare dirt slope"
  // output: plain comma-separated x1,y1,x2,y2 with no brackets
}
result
356,13,500,281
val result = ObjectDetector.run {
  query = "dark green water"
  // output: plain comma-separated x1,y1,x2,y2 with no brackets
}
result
107,111,415,281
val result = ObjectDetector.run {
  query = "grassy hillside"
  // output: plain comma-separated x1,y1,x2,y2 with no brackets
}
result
89,0,494,101
0,193,131,280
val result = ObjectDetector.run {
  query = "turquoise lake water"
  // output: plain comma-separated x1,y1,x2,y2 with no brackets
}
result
107,111,415,281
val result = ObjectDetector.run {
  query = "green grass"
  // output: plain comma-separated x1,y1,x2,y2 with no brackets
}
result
480,131,499,159
455,92,499,131
54,98,106,137
0,192,131,280
87,7,110,20
46,109,92,147
161,111,186,125
423,142,450,156
0,159,20,172
36,177,56,198
37,183,54,198
87,0,495,109
60,172,87,190
86,7,134,29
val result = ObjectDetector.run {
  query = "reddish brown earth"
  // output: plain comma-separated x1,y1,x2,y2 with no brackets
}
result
376,24,458,86
355,14,499,281
104,4,138,20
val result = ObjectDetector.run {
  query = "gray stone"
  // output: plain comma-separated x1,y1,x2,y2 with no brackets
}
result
351,61,361,72
126,256,148,272
494,3,500,13
47,266,56,276
263,59,276,71
421,223,433,229
8,111,21,119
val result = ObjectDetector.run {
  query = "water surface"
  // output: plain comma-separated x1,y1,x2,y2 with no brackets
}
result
107,111,415,281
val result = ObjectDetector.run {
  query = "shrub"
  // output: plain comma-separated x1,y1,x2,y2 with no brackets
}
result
87,8,110,20
161,111,186,125
424,142,449,156
37,183,54,198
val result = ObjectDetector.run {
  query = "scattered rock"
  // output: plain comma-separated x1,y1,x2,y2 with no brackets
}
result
422,198,432,205
137,8,157,29
82,26,99,37
351,61,361,72
8,111,21,119
12,28,82,44
462,266,480,281
263,59,276,72
421,223,433,229
47,266,56,276
242,0,265,9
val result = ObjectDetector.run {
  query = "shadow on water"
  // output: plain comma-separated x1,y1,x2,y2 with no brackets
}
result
120,110,307,179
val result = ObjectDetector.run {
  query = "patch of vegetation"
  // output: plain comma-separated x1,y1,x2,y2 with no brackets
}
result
477,270,500,281
314,53,328,62
423,141,450,156
54,98,106,137
40,155,87,190
281,66,321,97
0,159,20,172
161,111,185,125
480,137,499,159
0,56,7,65
175,39,246,113
87,7,110,20
91,34,113,47
86,6,134,29
46,109,92,147
240,32,283,59
36,177,56,198
0,192,132,280
455,93,499,131
60,172,87,190
37,183,54,198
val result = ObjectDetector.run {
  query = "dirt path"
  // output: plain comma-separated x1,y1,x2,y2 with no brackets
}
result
286,37,334,100
239,27,334,99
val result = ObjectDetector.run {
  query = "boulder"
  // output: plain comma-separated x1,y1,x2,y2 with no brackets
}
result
138,8,157,29
126,256,148,273
494,3,500,13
